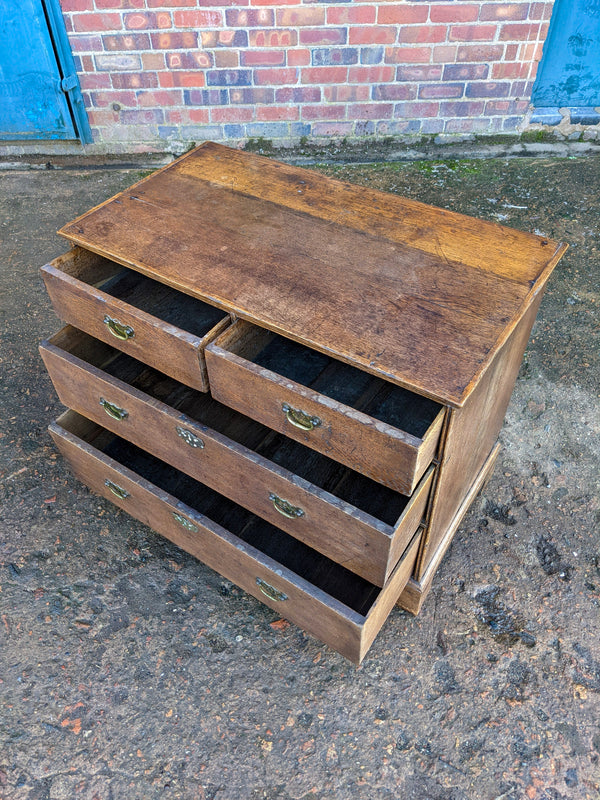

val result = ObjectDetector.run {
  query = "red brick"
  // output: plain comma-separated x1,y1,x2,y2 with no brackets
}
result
111,72,158,88
485,100,512,115
491,61,529,79
61,0,93,10
124,12,171,30
189,109,210,123
275,86,320,102
198,0,249,5
147,0,196,6
378,5,428,24
95,0,145,7
141,52,165,70
385,47,431,64
300,28,347,46
226,9,274,26
302,104,346,121
395,101,439,117
230,88,274,103
312,121,353,136
440,100,485,116
166,52,213,69
500,23,539,41
214,50,239,67
349,26,396,45
456,45,504,61
102,33,149,50
72,12,122,32
301,66,348,84
348,65,395,82
87,109,118,125
70,34,102,51
151,32,199,49
372,83,417,101
211,107,254,123
257,106,299,121
80,55,95,71
253,0,297,6
254,67,298,85
399,25,447,44
505,44,520,60
79,73,112,90
324,84,369,102
449,25,497,42
348,102,393,119
159,71,206,88
241,50,286,66
249,29,297,47
136,89,182,107
201,30,247,48
328,6,376,25
433,44,458,63
288,49,311,66
396,65,443,81
430,4,480,23
480,3,530,21
276,7,325,26
419,83,465,99
89,89,135,107
173,10,223,27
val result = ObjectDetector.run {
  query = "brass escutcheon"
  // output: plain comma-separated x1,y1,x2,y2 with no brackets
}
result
176,426,204,448
99,398,128,421
104,479,129,499
172,512,198,533
256,577,288,602
104,315,134,341
269,492,304,519
282,403,321,431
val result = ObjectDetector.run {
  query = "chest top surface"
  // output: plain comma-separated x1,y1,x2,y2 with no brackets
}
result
58,142,566,407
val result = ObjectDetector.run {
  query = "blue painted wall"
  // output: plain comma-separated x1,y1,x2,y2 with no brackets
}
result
533,0,600,108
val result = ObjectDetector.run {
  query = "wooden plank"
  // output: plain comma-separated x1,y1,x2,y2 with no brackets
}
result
57,143,566,407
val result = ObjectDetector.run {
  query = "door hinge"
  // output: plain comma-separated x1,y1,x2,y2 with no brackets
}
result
61,74,78,92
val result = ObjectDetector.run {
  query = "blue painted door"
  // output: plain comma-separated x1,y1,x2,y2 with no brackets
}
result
0,0,77,140
532,0,600,107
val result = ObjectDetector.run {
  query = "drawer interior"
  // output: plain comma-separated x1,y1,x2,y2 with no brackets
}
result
56,328,416,528
225,325,442,439
59,248,228,338
68,415,381,616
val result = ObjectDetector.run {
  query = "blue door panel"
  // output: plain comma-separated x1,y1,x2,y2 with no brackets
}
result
532,0,600,107
0,0,76,140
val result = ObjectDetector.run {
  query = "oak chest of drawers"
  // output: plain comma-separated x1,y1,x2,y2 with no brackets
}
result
39,142,566,663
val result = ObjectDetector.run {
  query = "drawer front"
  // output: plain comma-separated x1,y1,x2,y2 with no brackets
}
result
42,247,231,392
49,412,422,663
205,321,445,495
40,331,431,586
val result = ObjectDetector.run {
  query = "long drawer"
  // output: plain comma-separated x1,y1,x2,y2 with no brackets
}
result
206,320,445,494
40,326,433,587
49,411,422,663
41,247,231,391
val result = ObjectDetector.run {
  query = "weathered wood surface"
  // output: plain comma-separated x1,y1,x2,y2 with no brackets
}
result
58,142,566,407
50,411,421,663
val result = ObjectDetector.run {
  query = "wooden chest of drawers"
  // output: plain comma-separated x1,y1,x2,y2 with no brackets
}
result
39,142,566,663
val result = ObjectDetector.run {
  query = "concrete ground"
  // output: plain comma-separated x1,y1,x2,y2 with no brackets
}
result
0,152,599,800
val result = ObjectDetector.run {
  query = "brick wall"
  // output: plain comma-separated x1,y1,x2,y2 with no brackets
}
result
60,0,555,151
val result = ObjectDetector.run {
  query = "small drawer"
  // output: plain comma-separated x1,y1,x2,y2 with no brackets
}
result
41,247,231,391
206,320,445,495
40,326,434,586
49,411,422,664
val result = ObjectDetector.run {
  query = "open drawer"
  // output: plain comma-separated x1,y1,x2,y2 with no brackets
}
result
41,247,231,391
40,326,434,587
205,320,445,494
50,411,422,663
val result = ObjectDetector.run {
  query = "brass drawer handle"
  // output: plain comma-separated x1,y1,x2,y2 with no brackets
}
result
104,315,134,341
269,493,304,519
282,403,321,431
99,398,128,421
256,577,288,602
176,426,204,449
172,512,198,533
104,479,129,499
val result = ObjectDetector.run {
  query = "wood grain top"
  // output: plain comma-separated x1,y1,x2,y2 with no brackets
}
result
58,142,566,407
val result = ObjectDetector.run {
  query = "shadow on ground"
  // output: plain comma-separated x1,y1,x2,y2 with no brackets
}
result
0,154,599,800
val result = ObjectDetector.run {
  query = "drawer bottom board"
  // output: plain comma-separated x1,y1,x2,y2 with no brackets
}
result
50,411,422,663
